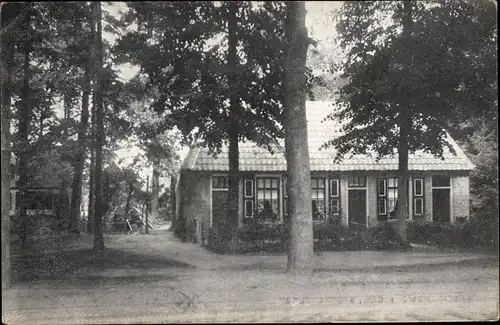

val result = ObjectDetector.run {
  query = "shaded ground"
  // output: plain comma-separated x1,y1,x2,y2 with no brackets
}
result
12,247,191,283
3,225,498,323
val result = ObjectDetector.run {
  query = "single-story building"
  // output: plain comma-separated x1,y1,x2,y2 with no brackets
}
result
175,101,475,245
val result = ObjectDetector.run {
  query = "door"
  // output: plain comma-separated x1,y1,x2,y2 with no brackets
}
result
212,190,228,229
432,189,450,223
348,190,366,227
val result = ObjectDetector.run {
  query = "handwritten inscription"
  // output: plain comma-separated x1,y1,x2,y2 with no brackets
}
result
280,294,473,306
3,314,26,323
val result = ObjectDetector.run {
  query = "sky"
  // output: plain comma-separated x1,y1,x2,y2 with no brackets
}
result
105,1,342,188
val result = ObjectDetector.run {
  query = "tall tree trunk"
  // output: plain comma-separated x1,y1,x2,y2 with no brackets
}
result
151,161,160,221
283,1,314,275
69,62,91,234
87,136,95,233
92,1,105,252
170,174,177,231
226,1,240,253
87,6,97,235
63,94,71,139
1,2,20,290
18,5,32,250
395,0,413,245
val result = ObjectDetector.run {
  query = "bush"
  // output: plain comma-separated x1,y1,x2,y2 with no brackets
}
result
362,223,408,250
407,215,497,249
174,215,188,242
461,214,497,248
232,217,408,252
407,221,443,245
206,228,224,252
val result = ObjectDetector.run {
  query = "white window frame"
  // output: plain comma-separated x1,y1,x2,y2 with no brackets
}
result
311,177,327,222
255,174,283,223
211,175,229,191
348,175,366,188
244,179,253,198
431,175,453,223
346,175,368,227
414,198,424,216
414,178,424,197
329,179,339,198
387,177,399,219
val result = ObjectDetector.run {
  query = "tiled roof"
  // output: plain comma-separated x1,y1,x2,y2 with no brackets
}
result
181,101,475,172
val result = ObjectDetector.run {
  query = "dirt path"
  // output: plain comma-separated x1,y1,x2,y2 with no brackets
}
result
3,227,498,323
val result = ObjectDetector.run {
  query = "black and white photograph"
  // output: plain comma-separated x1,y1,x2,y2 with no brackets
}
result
1,1,498,323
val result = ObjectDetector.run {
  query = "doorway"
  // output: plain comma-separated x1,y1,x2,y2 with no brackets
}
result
432,189,450,223
348,190,366,227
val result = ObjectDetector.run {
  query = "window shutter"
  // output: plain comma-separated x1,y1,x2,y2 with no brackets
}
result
330,179,339,197
244,199,254,217
377,178,387,220
244,179,254,198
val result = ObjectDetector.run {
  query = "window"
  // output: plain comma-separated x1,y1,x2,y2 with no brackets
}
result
311,178,326,221
377,177,410,220
348,175,366,187
212,176,228,189
256,177,280,222
244,199,254,217
330,179,339,197
244,179,253,198
432,175,450,188
387,177,398,219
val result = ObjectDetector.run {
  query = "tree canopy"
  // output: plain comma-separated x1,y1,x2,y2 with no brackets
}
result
324,0,497,162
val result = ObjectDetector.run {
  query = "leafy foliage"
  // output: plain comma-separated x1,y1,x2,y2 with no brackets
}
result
464,122,498,218
114,1,304,154
323,0,497,162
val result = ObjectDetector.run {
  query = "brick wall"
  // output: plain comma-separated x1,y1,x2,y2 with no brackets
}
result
452,176,470,221
340,175,349,227
424,175,433,222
